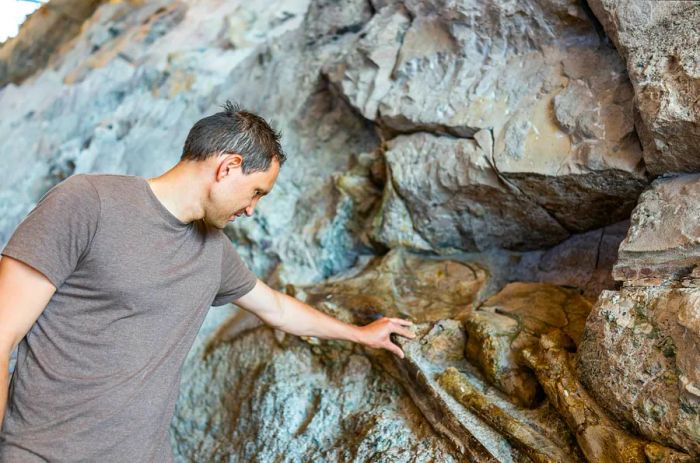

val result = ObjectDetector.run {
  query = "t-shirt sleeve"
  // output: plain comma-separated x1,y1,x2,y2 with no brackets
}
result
212,236,258,306
1,174,101,289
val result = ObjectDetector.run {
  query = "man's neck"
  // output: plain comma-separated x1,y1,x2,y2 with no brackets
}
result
146,162,208,224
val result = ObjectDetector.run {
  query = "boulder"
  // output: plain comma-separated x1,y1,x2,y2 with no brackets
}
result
588,0,700,176
463,282,591,407
524,332,692,463
173,315,463,462
326,0,647,253
578,287,700,457
295,248,489,324
613,174,700,284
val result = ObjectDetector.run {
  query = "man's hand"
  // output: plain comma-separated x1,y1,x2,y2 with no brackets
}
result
356,317,416,359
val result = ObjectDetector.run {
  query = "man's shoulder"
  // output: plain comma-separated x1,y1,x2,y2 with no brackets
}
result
66,173,143,197
75,172,139,186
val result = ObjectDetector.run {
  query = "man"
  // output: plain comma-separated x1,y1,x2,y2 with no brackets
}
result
0,101,415,462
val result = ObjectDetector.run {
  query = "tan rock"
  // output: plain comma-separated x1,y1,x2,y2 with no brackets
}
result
0,0,105,86
578,287,700,457
523,332,692,463
438,366,583,463
463,283,591,407
389,321,583,462
295,248,488,324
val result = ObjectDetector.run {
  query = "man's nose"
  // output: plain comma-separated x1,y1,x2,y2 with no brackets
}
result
245,197,260,216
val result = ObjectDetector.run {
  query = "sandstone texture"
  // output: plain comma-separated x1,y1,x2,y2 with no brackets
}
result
579,173,700,457
588,0,700,176
614,174,700,283
463,282,591,407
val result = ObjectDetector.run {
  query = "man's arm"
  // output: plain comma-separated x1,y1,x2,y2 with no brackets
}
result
234,279,415,358
0,256,56,428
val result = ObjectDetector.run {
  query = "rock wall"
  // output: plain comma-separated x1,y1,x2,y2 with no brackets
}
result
2,0,699,461
587,0,700,176
579,174,700,457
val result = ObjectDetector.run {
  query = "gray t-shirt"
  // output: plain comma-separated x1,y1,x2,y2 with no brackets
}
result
0,173,257,462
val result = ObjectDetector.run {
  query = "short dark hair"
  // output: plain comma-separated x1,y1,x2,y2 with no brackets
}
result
180,100,286,173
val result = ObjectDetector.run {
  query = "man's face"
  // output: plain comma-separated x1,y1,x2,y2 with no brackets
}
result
205,154,280,229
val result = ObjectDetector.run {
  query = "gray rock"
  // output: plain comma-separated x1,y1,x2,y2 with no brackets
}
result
326,0,647,248
3,0,690,459
578,287,700,457
172,314,462,462
378,131,570,251
613,174,700,284
588,0,700,176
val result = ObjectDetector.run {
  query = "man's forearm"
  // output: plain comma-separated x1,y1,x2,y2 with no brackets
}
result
268,291,362,342
236,281,415,358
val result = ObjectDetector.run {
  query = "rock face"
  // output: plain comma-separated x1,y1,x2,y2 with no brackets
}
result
579,173,700,457
173,320,462,462
327,0,647,252
0,0,647,275
613,174,700,283
175,249,693,461
463,282,591,407
0,0,105,87
588,0,700,176
579,287,700,458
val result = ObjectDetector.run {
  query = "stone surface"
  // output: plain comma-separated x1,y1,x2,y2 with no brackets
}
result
173,314,462,462
391,320,583,462
377,131,570,252
438,366,582,463
326,0,647,252
578,287,700,457
613,174,700,283
463,282,591,407
295,248,489,324
0,0,105,86
523,332,692,463
588,0,700,176
507,220,629,301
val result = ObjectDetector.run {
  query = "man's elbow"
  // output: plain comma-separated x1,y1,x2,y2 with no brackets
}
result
258,289,287,330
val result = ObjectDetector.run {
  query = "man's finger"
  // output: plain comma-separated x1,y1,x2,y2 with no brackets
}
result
391,326,416,339
388,317,413,326
384,342,405,359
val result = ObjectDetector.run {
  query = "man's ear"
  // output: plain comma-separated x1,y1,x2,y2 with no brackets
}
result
216,153,244,180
